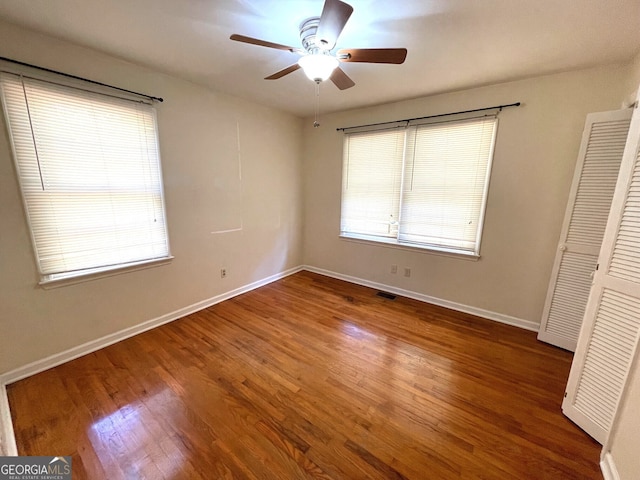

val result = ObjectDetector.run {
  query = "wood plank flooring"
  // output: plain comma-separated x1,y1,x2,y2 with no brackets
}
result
8,271,602,479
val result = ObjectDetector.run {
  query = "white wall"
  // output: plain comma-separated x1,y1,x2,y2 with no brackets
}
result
0,21,304,375
302,65,629,326
623,50,640,104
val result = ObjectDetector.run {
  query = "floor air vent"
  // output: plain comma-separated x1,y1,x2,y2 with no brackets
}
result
376,291,396,300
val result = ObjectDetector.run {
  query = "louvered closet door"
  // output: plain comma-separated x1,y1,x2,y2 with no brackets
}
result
538,109,632,351
563,97,640,444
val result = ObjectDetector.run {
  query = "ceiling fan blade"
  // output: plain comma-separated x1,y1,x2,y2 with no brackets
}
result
230,34,297,52
337,48,407,64
316,0,354,50
330,67,355,90
265,64,301,80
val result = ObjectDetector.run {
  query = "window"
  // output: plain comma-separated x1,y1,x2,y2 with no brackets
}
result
341,115,498,256
0,73,171,284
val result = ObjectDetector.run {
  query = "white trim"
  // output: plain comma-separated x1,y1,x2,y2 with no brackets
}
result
0,383,18,456
537,108,632,352
339,234,480,260
0,263,534,455
303,265,538,332
0,266,303,386
562,88,640,446
601,453,621,480
40,256,174,289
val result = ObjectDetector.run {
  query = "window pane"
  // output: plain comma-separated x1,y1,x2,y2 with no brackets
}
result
399,117,497,253
341,129,405,238
0,73,170,280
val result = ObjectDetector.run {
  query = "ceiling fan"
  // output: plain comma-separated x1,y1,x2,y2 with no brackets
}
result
230,0,408,90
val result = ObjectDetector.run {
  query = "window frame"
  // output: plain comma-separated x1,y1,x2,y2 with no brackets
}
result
0,69,172,286
339,115,498,258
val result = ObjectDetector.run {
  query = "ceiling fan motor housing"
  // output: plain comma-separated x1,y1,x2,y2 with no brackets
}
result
300,17,325,53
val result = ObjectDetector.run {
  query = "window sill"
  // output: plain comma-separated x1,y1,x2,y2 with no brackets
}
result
339,234,480,261
39,256,174,289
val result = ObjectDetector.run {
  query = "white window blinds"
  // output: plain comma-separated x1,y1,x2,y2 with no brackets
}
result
400,118,497,252
341,128,405,238
0,73,170,282
340,116,498,255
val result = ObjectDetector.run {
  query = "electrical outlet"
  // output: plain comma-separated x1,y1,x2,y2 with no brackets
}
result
391,264,398,274
221,268,227,278
404,267,411,277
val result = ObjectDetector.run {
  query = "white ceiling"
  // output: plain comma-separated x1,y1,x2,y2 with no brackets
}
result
0,0,638,118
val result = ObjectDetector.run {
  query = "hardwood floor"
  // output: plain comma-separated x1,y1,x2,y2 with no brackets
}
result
8,271,602,479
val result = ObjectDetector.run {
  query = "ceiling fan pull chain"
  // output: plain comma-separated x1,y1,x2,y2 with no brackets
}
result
314,80,321,128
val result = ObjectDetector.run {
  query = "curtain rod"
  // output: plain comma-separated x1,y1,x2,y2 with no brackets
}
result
336,102,521,131
0,55,163,103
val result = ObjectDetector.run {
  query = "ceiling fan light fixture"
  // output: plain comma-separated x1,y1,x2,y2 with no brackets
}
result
298,54,339,82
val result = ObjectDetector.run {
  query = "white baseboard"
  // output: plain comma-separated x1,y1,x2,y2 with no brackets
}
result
0,265,537,386
0,265,303,386
0,383,17,456
601,453,620,480
303,265,539,332
0,263,536,457
0,265,304,456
